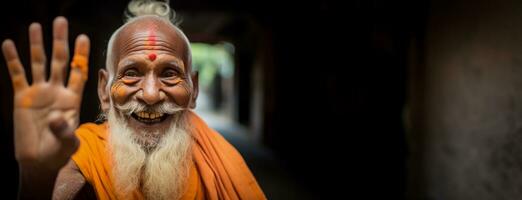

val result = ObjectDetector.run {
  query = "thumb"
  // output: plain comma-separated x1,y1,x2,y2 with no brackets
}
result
49,117,79,155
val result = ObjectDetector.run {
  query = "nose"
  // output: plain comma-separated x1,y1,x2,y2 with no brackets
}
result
137,74,164,105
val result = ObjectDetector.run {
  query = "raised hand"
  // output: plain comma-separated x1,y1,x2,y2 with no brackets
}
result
1,17,90,172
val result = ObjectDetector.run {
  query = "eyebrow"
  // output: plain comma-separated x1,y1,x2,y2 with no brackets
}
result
162,61,185,73
118,59,140,72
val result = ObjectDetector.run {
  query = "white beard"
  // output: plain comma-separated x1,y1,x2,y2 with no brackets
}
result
107,103,193,200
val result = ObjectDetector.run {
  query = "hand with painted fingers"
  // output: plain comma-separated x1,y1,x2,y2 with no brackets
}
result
1,17,89,198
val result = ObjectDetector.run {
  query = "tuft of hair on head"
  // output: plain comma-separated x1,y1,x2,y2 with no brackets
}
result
124,0,182,25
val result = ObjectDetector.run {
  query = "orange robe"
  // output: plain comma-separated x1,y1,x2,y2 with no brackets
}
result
71,111,266,200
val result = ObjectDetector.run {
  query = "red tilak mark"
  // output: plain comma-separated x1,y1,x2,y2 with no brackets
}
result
147,29,157,59
147,29,156,47
148,53,157,61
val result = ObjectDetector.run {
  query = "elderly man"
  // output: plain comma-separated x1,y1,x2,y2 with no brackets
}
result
1,0,265,199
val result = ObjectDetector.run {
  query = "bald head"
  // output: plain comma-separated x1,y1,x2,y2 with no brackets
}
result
106,15,192,81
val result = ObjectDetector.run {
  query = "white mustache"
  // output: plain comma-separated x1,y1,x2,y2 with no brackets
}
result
115,101,185,116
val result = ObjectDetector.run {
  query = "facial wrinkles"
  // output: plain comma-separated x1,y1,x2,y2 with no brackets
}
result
172,82,191,106
110,58,190,107
111,81,126,100
111,17,191,71
120,34,176,57
146,29,157,61
111,80,139,105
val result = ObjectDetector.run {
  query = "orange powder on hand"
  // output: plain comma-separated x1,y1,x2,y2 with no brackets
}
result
70,55,88,81
11,75,26,90
18,89,37,108
20,97,32,107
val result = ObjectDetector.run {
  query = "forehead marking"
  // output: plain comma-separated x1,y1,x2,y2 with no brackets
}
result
148,53,157,61
147,28,157,61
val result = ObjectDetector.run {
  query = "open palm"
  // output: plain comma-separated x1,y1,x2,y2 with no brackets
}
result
2,17,90,171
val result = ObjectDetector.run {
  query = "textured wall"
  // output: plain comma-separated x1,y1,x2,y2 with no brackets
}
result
409,0,522,199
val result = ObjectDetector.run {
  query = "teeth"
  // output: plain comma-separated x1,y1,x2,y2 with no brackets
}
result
135,111,164,119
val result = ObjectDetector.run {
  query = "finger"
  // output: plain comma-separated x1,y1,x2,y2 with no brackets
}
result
49,116,79,155
29,23,47,83
49,16,69,85
2,40,28,92
68,34,90,95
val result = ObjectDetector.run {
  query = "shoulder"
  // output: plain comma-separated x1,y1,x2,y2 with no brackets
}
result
71,122,110,182
188,111,243,158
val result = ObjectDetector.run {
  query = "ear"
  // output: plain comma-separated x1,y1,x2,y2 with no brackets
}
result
189,71,199,109
98,69,110,113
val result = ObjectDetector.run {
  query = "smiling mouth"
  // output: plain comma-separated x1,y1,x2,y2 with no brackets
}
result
131,111,169,124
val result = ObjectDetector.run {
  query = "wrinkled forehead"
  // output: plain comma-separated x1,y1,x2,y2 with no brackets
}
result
111,16,190,70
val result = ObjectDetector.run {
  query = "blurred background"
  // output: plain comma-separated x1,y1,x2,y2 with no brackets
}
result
3,0,522,199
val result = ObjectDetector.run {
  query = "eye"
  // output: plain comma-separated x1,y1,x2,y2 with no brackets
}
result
124,69,140,77
161,69,179,78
